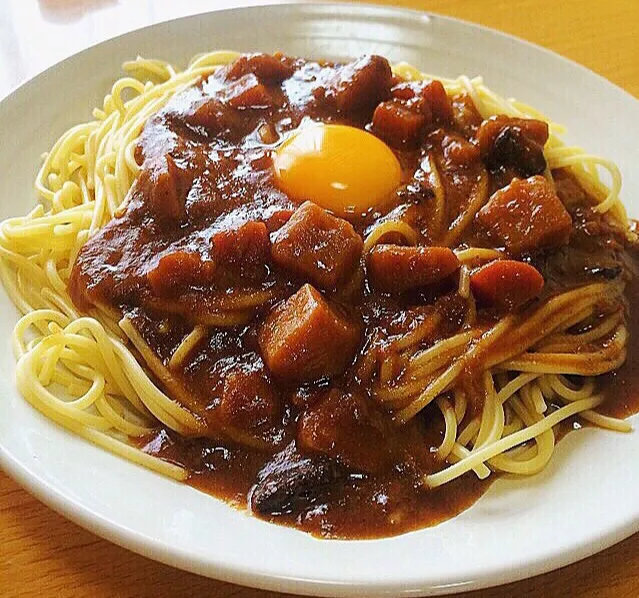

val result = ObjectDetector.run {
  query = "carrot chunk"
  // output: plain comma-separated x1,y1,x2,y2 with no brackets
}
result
470,259,544,311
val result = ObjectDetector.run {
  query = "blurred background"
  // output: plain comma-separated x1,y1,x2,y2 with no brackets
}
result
0,0,636,98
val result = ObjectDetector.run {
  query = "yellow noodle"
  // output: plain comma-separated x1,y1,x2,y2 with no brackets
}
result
0,51,632,496
435,397,457,460
169,325,208,370
363,220,418,253
425,395,603,487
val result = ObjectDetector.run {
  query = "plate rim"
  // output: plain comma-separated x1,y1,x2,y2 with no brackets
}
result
1,3,638,596
1,2,637,107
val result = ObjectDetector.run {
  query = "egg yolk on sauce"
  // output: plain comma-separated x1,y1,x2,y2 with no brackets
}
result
272,123,401,217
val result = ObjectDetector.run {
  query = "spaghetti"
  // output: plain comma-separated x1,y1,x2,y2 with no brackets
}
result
0,50,636,537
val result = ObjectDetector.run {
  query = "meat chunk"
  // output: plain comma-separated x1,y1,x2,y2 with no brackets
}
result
440,131,481,167
367,245,460,293
258,284,361,381
211,221,271,283
271,201,363,289
218,368,281,446
265,208,294,232
451,93,483,135
147,223,270,296
139,155,189,224
553,167,589,210
421,79,453,125
477,115,549,177
328,55,392,116
542,244,623,286
478,115,548,150
224,74,274,109
298,390,395,473
390,81,416,101
226,53,294,83
390,79,452,125
373,80,452,147
184,97,239,133
147,251,215,297
470,260,545,311
371,100,426,147
249,442,344,516
477,175,572,255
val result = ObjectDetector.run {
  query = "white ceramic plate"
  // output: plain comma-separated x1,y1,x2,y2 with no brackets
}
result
1,4,639,596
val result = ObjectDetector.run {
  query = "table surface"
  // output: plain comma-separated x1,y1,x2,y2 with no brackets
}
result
1,1,638,597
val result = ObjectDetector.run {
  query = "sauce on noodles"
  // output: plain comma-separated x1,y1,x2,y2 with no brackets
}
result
9,52,638,538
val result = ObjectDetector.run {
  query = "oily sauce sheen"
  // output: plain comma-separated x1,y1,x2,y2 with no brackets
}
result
69,53,639,538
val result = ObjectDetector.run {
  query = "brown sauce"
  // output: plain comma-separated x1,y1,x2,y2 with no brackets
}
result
72,53,638,538
599,247,639,418
140,403,491,538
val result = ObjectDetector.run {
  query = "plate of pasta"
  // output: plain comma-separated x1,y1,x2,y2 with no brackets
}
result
1,3,639,596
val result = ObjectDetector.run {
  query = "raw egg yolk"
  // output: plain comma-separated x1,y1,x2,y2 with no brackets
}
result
272,123,401,217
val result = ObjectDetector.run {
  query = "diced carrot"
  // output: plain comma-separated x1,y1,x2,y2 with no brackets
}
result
470,259,544,311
